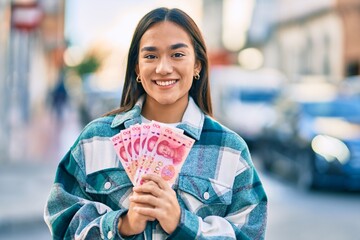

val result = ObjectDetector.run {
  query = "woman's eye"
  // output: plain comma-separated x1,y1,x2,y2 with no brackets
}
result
144,55,156,59
173,53,184,58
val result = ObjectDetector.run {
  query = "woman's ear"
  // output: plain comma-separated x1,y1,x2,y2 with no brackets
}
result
135,64,139,76
194,60,202,74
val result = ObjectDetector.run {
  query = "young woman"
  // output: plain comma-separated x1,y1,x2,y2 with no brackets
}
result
44,7,268,239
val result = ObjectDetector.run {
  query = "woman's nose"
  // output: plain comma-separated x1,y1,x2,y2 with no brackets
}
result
156,57,173,75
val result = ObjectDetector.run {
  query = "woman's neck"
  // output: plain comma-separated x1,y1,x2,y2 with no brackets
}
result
142,96,188,123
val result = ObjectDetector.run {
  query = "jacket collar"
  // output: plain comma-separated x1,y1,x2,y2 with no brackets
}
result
111,95,204,140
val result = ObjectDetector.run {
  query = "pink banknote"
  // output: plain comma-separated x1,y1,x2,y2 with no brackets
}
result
145,126,195,186
110,134,135,184
135,121,162,184
130,124,141,161
134,123,151,183
111,121,194,186
120,128,138,180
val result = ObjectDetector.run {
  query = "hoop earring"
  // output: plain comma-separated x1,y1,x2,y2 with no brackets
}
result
194,72,200,80
136,75,141,83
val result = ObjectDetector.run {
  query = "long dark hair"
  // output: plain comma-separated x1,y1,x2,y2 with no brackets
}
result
105,7,212,116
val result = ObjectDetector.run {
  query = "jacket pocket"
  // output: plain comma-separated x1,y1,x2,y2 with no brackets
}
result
177,174,232,216
85,168,132,195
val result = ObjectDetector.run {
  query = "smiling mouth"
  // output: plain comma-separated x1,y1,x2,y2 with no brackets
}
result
154,80,177,86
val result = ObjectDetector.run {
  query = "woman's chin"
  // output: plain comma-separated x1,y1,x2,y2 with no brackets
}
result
153,97,177,106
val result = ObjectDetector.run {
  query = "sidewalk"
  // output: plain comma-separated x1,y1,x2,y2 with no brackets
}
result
0,161,57,232
0,104,82,233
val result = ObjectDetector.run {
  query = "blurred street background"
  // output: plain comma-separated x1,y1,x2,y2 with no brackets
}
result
1,0,360,239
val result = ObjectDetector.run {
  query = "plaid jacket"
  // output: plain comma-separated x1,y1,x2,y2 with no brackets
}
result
44,96,267,239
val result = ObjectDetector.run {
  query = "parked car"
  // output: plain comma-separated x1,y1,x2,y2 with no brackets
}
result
339,75,360,96
210,66,286,149
258,93,360,191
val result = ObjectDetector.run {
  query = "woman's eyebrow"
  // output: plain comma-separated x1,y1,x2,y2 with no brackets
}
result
170,43,189,50
140,43,189,52
140,46,157,52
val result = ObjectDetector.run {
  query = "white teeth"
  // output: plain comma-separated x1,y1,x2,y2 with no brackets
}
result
155,80,176,86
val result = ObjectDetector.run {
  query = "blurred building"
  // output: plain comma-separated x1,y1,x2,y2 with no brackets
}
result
337,0,360,77
200,0,260,66
248,0,360,82
0,0,11,160
0,0,65,162
202,0,235,65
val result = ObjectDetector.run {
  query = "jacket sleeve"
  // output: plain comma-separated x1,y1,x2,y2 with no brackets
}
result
168,148,268,240
43,150,133,240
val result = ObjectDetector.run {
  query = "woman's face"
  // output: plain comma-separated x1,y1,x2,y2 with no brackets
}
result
137,21,201,108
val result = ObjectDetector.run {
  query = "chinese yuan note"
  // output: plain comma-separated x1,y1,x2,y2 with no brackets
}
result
110,133,135,184
120,128,137,176
146,126,195,186
135,121,162,185
135,123,151,183
130,124,141,162
111,122,195,187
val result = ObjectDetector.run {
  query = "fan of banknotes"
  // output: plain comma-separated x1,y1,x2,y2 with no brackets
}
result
111,121,195,186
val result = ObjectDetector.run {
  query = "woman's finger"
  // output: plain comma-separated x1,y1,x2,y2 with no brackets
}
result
130,193,161,207
139,174,169,190
133,181,162,197
133,206,160,219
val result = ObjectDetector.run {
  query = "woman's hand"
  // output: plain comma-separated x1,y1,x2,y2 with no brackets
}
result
118,191,155,236
131,174,181,234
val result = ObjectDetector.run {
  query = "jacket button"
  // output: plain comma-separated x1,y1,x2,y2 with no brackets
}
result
107,231,113,239
203,192,210,200
104,182,112,190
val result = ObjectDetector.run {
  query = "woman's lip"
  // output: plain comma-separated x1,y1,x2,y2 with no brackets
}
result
153,78,177,81
153,79,178,87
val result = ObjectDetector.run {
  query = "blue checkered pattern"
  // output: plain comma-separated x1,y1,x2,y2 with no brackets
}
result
44,96,267,239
